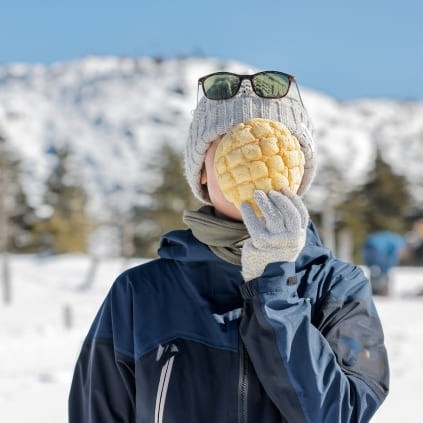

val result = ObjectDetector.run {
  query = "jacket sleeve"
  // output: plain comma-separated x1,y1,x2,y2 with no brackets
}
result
239,260,389,423
68,276,136,423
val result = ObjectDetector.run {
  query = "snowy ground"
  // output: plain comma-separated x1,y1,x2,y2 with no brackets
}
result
0,254,422,422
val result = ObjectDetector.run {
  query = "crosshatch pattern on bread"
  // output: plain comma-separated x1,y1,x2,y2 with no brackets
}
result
214,118,305,214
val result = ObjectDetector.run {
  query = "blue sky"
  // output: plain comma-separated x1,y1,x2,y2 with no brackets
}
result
1,0,422,100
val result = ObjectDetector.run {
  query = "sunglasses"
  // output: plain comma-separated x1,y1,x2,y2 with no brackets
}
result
198,71,302,102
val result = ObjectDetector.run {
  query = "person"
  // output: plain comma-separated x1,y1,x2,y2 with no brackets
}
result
69,70,389,422
361,230,408,296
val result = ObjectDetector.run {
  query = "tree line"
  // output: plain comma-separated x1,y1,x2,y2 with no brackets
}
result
0,132,416,264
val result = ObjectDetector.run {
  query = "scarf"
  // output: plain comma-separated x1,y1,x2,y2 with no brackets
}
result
183,206,250,265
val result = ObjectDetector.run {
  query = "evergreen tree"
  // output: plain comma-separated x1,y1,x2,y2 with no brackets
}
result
0,134,37,253
0,133,37,302
9,184,38,253
338,148,412,262
132,144,200,257
37,144,90,253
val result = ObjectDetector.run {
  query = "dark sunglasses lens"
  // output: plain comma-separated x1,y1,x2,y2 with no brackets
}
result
203,74,240,99
252,72,290,98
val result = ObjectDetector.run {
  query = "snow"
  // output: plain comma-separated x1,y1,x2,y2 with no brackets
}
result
1,56,423,220
0,254,422,422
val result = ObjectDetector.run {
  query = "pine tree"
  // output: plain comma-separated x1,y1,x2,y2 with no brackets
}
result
37,144,90,253
0,134,13,302
9,184,38,253
338,148,412,262
0,134,37,252
0,133,35,301
0,135,18,250
132,144,200,257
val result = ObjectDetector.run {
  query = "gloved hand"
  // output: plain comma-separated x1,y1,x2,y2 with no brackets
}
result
241,189,309,281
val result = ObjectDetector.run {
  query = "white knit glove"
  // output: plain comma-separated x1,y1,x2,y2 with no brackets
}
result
241,189,309,281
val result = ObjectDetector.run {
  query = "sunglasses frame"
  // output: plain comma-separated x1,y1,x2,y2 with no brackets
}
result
198,71,301,102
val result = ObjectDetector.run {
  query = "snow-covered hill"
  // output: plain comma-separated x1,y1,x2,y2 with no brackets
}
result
1,55,422,216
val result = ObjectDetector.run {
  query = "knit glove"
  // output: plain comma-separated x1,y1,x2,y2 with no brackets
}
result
241,189,309,281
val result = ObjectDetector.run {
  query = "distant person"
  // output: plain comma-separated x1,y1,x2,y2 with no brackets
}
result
362,231,407,296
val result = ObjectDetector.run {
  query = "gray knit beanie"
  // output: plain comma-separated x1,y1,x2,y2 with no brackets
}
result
185,80,316,204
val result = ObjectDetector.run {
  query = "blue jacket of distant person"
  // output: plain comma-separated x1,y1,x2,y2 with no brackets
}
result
362,231,406,273
69,221,389,423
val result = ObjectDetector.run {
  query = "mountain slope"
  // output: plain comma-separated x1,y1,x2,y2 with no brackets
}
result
1,55,422,216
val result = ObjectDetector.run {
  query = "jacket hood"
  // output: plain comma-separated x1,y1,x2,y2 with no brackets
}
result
158,229,224,263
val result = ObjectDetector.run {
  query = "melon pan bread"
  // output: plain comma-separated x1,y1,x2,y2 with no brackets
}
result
214,118,305,214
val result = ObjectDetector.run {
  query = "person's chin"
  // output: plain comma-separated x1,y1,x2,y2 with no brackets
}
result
214,203,242,222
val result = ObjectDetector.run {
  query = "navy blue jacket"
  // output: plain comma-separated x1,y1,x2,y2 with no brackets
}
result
69,222,389,422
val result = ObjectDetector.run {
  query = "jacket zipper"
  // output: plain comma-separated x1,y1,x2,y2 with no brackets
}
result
154,354,176,423
238,340,249,423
